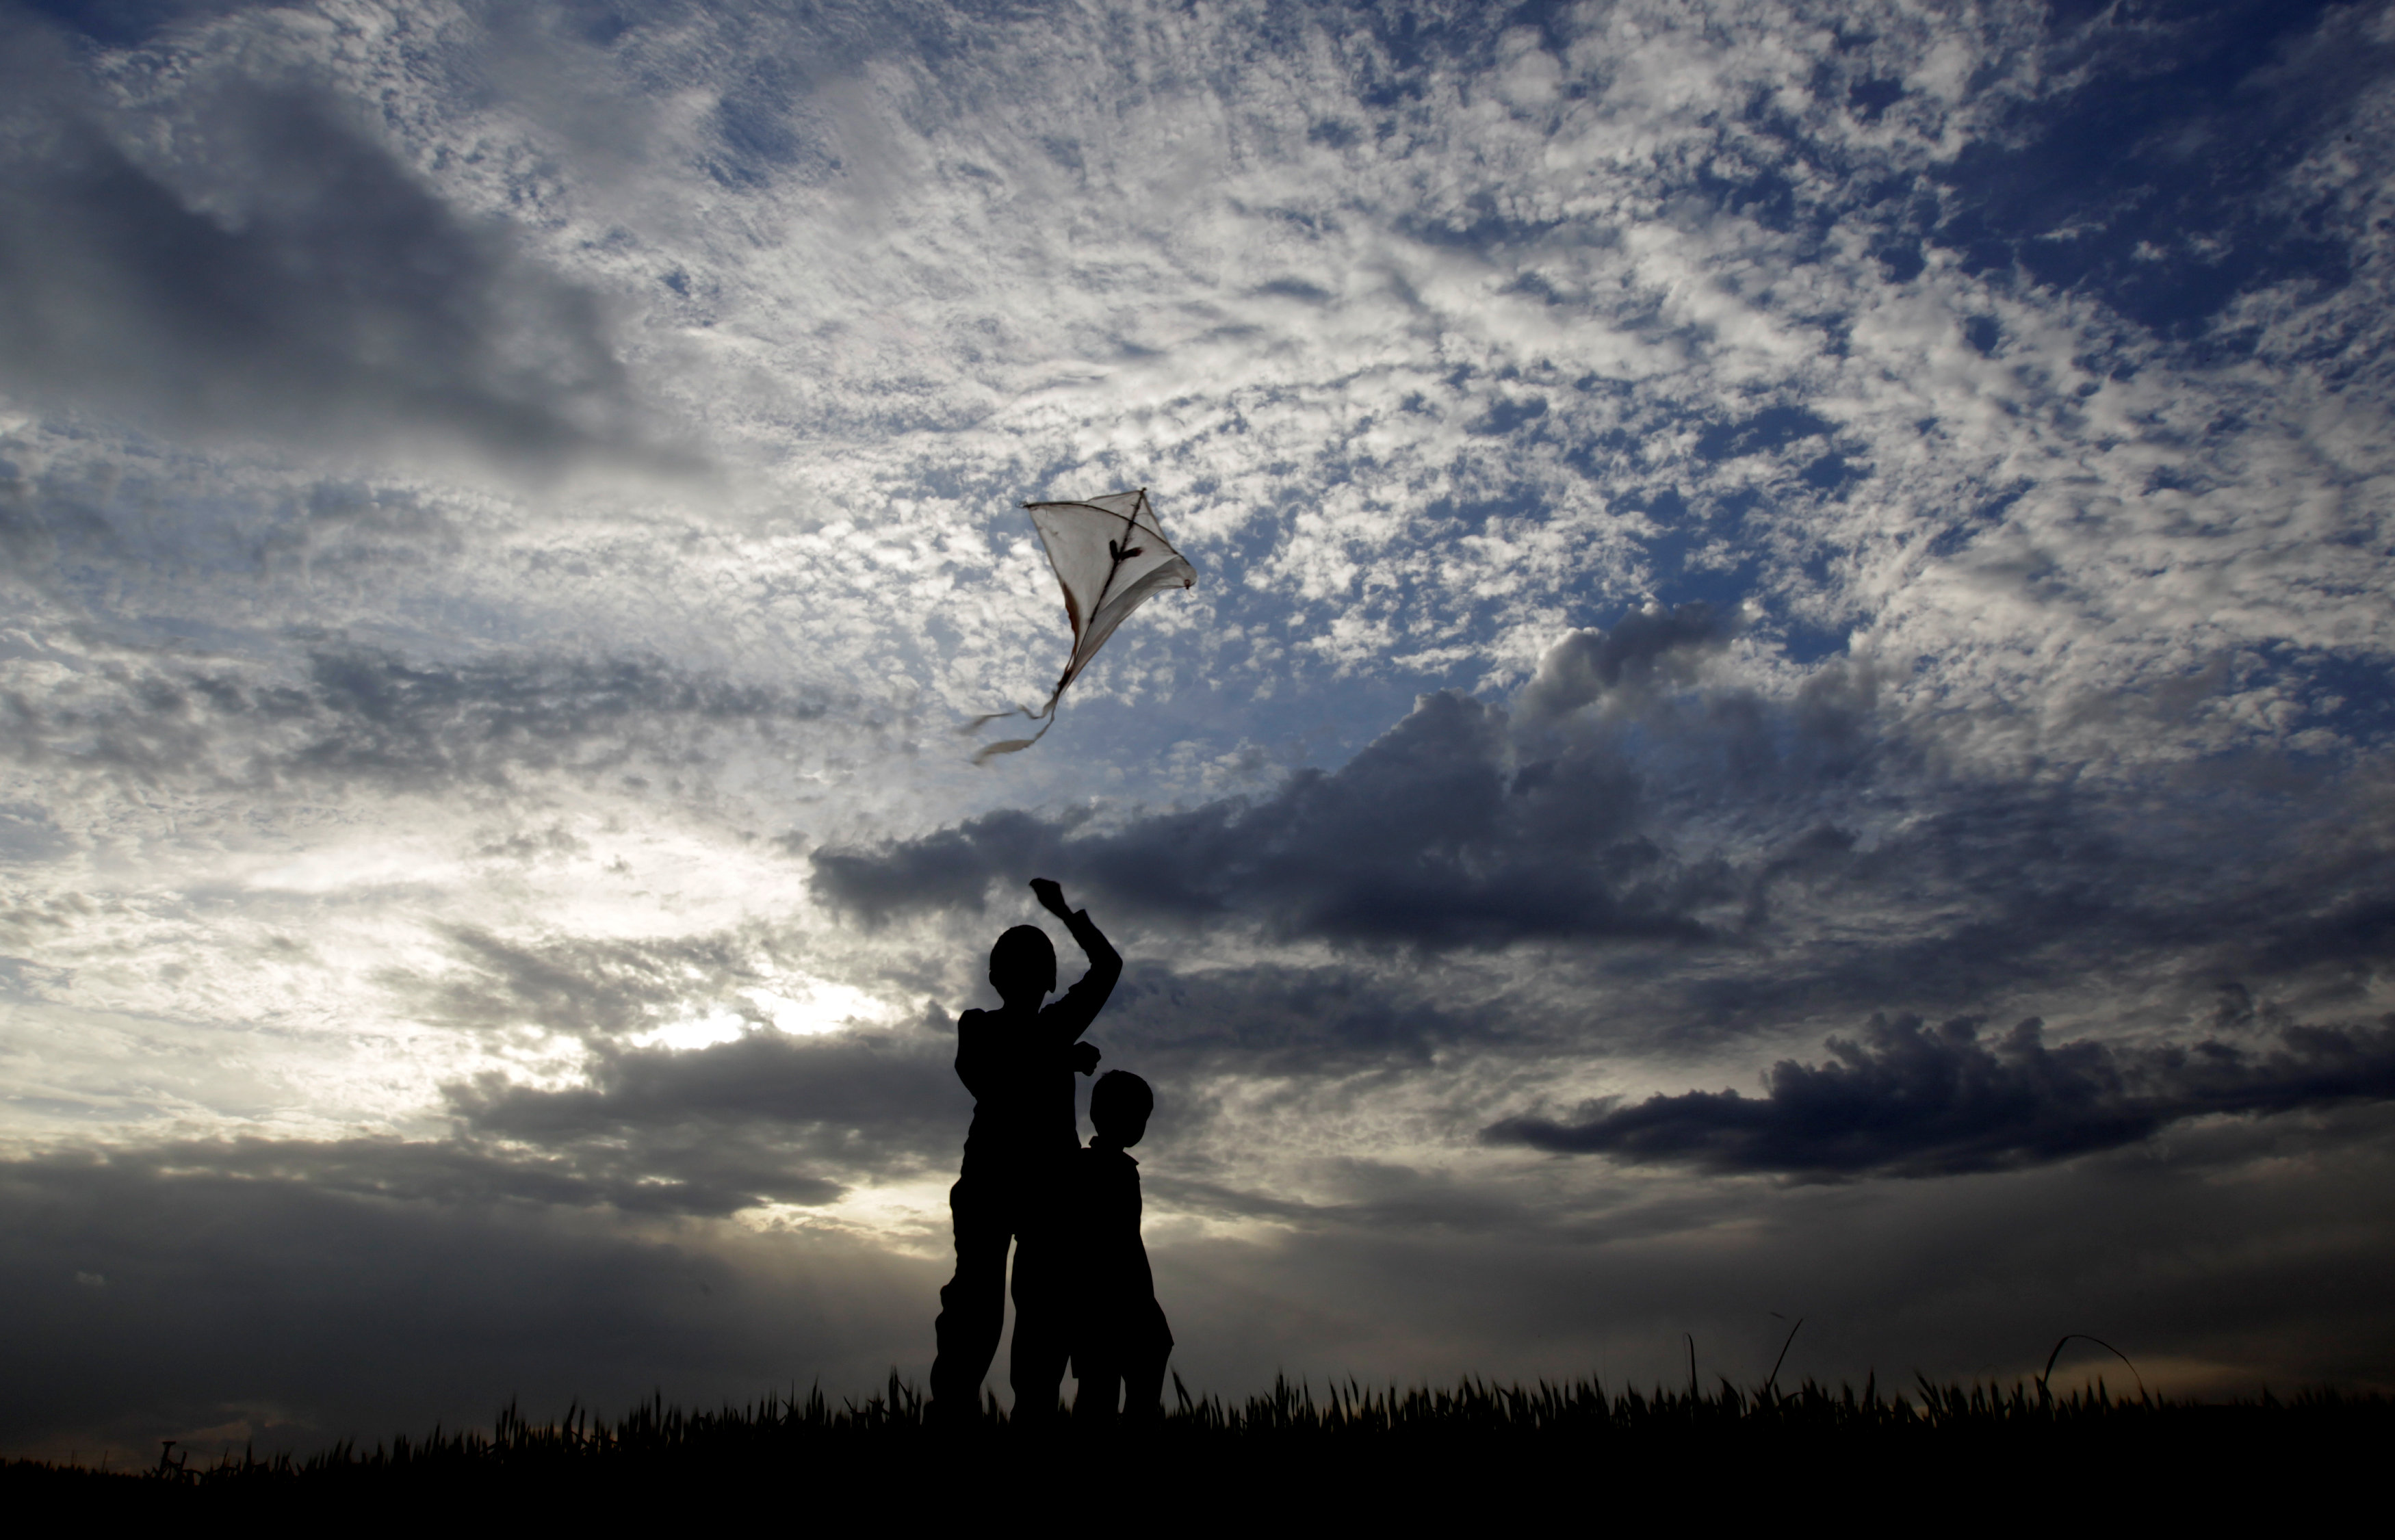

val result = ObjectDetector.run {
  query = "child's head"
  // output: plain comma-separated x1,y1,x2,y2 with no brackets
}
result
988,924,1057,1006
1090,1069,1153,1148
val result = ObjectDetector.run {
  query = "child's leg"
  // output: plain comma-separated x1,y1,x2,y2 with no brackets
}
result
929,1180,1011,1418
1007,1234,1070,1426
1121,1302,1173,1424
1122,1341,1169,1425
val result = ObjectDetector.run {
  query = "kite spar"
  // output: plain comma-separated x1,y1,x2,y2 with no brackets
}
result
964,488,1197,764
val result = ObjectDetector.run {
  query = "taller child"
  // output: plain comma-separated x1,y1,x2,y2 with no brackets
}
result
929,876,1119,1424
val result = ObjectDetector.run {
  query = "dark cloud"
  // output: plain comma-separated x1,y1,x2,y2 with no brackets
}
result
153,1128,840,1218
0,1139,936,1459
1095,958,1526,1072
400,924,818,1042
1153,1108,2395,1402
1485,1008,2395,1179
1515,603,1738,721
807,620,1904,959
0,445,122,577
444,1025,970,1199
3,415,467,589
818,688,1743,950
0,640,844,793
7,1103,2390,1461
288,644,823,785
816,617,2395,1039
0,14,682,476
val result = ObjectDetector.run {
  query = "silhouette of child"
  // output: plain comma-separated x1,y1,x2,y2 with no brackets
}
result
929,877,1119,1426
1069,1069,1174,1426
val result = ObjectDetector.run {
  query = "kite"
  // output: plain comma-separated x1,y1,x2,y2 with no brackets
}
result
964,488,1197,764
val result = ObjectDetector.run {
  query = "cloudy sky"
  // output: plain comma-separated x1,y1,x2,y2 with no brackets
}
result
4,0,2393,1458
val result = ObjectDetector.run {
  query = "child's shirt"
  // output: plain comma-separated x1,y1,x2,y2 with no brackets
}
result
954,913,1119,1181
1069,1138,1172,1354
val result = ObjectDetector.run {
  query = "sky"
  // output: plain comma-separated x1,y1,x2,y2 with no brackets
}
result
3,0,2392,1459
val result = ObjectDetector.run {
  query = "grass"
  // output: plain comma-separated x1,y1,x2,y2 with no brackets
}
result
7,1372,2385,1517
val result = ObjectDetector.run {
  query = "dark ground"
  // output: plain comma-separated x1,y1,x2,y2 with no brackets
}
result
5,1377,2380,1522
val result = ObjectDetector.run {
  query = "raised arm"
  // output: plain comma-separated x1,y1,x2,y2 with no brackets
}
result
1030,878,1119,1044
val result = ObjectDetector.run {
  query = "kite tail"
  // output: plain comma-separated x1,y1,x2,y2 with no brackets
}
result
959,681,1065,766
968,714,1056,765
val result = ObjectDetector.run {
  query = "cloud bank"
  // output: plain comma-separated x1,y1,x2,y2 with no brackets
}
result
1488,1008,2395,1177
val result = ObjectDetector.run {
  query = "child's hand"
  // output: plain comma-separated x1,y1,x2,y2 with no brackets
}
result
1068,1041,1102,1075
1029,877,1072,917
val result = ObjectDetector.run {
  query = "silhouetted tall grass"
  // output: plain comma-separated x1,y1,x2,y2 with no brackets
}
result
8,1373,2383,1515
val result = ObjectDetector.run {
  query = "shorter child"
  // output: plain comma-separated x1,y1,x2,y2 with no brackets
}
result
1068,1070,1174,1425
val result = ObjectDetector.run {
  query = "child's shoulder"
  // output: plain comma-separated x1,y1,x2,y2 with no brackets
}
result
1078,1142,1140,1175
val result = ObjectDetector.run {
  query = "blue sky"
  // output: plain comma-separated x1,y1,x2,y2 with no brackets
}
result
1,0,2392,1458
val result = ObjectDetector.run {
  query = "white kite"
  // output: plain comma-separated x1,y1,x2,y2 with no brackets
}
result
965,488,1197,764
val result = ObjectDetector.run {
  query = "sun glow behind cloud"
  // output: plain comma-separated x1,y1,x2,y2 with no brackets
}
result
633,980,905,1051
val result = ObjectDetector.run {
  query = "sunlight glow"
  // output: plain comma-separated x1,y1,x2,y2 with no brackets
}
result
634,1008,749,1053
740,1177,955,1251
745,980,900,1036
629,977,903,1052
